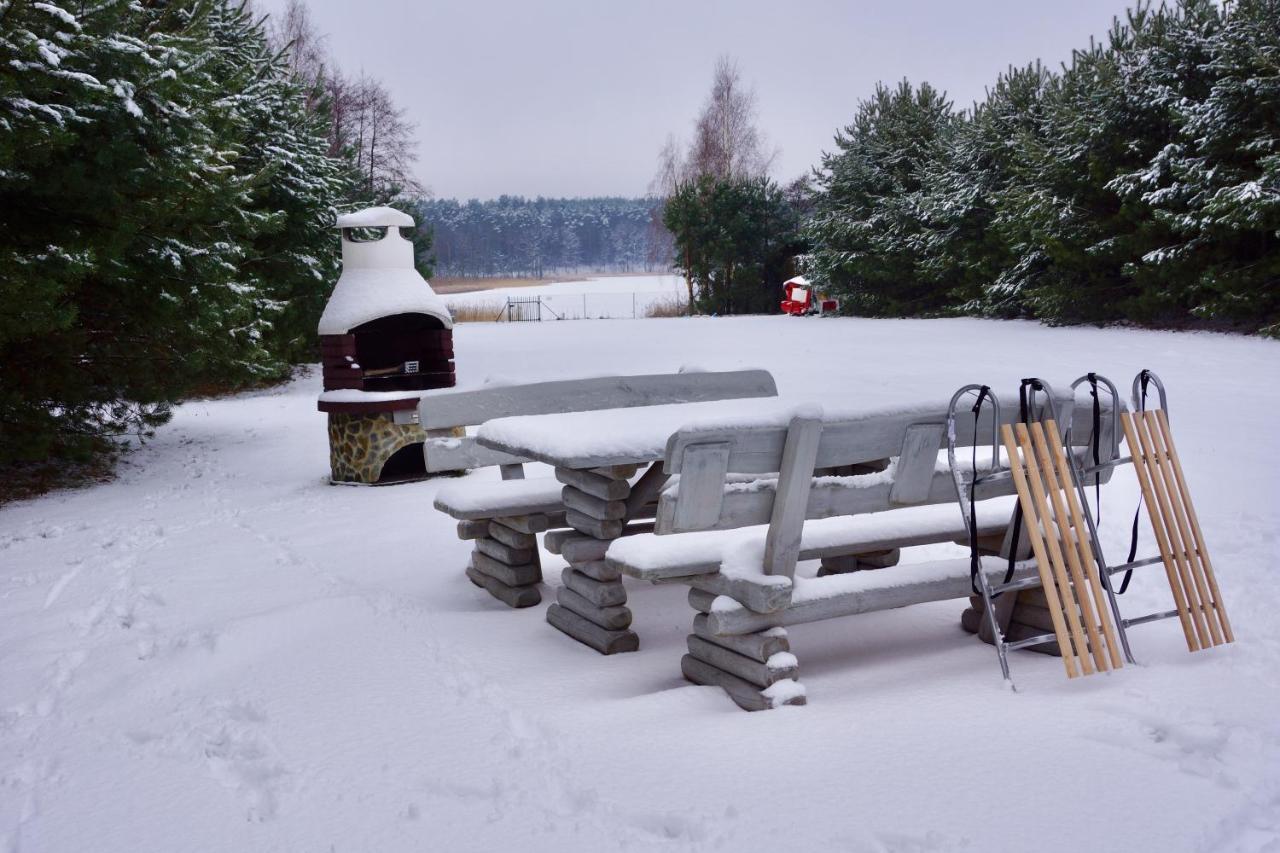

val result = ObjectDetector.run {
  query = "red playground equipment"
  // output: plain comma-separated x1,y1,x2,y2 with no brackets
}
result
780,276,838,316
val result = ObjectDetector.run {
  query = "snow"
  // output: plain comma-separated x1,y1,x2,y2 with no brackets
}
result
3,315,1280,852
434,477,563,516
444,274,686,320
316,389,422,403
478,394,979,465
316,268,453,334
334,206,414,228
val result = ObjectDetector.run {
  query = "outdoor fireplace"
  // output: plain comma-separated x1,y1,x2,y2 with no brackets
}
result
316,207,456,484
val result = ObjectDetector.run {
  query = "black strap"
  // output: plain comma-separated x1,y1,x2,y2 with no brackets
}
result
969,386,992,595
1120,370,1153,594
1001,379,1041,591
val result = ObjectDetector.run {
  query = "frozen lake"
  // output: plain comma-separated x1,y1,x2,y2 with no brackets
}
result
441,273,687,320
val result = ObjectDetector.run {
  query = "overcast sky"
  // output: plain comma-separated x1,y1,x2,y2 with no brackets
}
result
256,0,1141,200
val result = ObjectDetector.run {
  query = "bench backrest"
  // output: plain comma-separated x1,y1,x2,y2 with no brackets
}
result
421,369,778,473
657,390,1121,577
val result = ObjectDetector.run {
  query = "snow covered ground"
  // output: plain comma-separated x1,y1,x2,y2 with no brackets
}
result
3,315,1279,852
442,273,685,319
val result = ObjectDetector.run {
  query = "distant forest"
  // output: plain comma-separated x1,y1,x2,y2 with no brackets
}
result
418,197,672,277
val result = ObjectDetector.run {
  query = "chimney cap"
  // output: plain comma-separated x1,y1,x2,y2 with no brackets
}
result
335,206,415,229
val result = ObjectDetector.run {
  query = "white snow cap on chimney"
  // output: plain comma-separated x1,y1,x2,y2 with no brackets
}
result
334,206,415,229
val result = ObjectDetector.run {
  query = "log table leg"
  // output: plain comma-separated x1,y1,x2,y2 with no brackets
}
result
544,465,641,654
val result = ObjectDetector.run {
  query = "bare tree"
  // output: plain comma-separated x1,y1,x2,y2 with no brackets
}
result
265,0,328,110
262,1,424,202
650,56,777,310
347,74,421,198
693,57,776,180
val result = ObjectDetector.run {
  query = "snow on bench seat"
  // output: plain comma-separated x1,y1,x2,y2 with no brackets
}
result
433,477,566,520
608,497,1016,581
695,555,1038,636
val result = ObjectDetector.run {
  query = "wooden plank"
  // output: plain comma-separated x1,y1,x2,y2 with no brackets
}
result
889,424,946,505
1000,425,1081,679
474,536,534,567
1028,422,1112,673
497,513,558,534
546,604,639,655
561,486,626,521
663,391,1103,476
701,559,1038,636
465,564,541,608
420,369,778,430
670,442,731,533
561,567,627,607
762,413,823,579
424,437,529,473
1142,411,1224,647
684,571,793,614
1044,420,1125,669
557,587,632,630
472,552,541,587
686,636,797,687
680,655,805,711
1153,409,1233,643
691,615,788,662
487,520,537,549
655,462,1036,532
590,464,639,479
565,509,623,540
433,486,563,521
499,463,526,481
555,467,631,501
1129,413,1211,649
574,560,621,582
1119,413,1200,651
456,519,489,540
1014,423,1094,676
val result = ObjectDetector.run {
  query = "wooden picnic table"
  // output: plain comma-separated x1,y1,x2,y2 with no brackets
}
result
475,397,801,653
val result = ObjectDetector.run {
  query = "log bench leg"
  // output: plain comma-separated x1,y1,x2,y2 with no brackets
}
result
960,589,1062,656
463,516,544,608
681,615,806,710
545,465,640,654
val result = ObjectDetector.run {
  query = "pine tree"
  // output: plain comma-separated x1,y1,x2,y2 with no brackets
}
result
0,0,259,465
804,80,957,316
1125,0,1279,333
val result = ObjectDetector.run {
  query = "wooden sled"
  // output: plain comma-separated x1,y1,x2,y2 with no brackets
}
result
1119,407,1233,652
1000,420,1125,678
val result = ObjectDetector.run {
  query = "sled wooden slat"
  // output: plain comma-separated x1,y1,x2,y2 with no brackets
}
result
1130,412,1212,648
1025,422,1108,672
1142,410,1223,647
1152,409,1233,643
1011,424,1093,673
1000,426,1079,678
1118,412,1200,651
1044,423,1125,670
1032,421,1123,671
1001,424,1083,679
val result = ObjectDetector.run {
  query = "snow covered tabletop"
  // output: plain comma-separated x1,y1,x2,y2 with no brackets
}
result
474,397,803,468
474,395,971,469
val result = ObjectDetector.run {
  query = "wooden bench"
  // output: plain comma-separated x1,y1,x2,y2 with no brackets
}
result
430,370,778,608
605,390,1119,710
